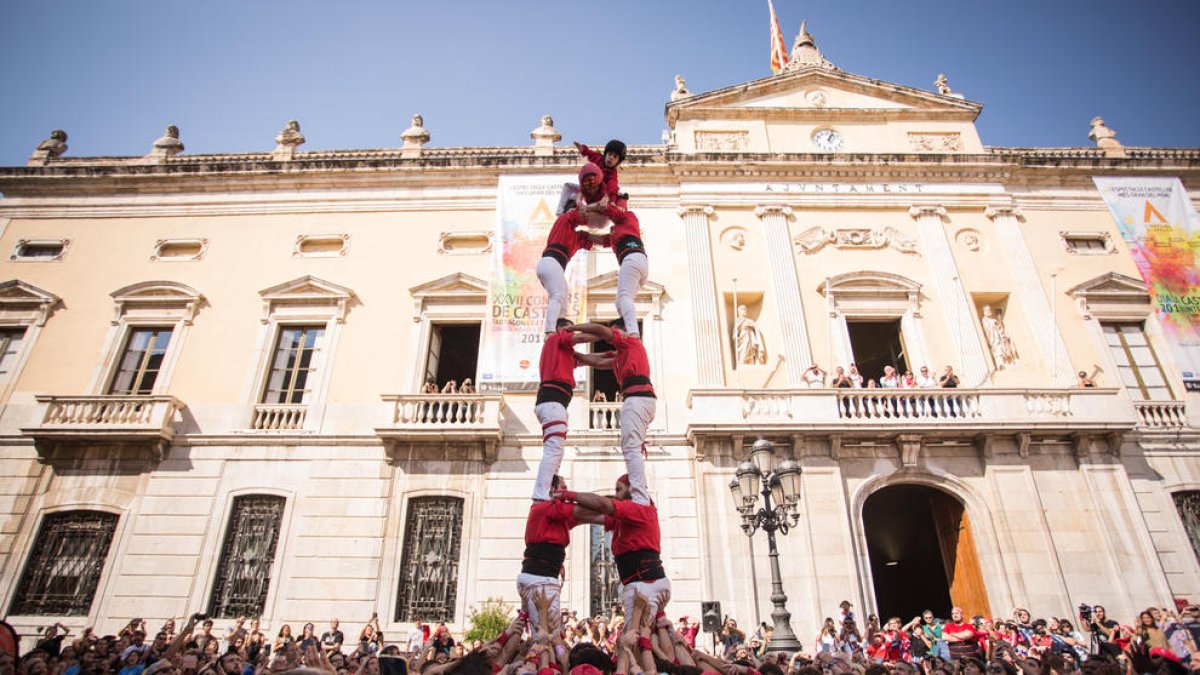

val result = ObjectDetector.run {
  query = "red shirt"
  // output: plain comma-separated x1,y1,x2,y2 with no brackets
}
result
525,499,579,547
604,498,660,554
543,211,592,266
539,330,577,388
579,145,621,203
608,329,654,395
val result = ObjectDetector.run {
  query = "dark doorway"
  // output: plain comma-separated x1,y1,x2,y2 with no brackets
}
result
848,320,908,383
589,320,642,403
424,323,480,389
863,485,990,621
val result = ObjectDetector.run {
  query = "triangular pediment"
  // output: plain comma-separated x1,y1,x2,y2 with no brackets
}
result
668,68,980,124
409,272,488,299
1068,272,1148,298
258,276,356,324
0,280,61,326
260,275,355,301
585,271,667,320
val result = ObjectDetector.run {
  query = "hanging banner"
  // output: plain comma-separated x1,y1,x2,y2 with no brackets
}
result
1093,176,1200,391
479,175,588,390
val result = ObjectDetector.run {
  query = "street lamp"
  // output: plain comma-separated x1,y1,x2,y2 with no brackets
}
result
727,438,803,652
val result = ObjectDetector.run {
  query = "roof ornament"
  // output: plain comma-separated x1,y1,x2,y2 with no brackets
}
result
142,125,185,163
28,129,68,166
273,120,306,161
934,73,965,99
401,113,430,158
1089,116,1126,158
530,114,561,156
783,20,838,72
671,74,692,101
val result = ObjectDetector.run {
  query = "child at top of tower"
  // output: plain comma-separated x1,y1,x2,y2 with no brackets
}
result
574,139,627,206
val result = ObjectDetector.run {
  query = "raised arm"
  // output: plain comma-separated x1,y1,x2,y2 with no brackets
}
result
566,323,614,341
574,351,614,370
556,489,615,516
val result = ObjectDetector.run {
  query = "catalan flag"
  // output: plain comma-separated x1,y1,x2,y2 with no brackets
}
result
768,0,788,74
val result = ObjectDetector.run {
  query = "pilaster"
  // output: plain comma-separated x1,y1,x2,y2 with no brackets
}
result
985,205,1074,384
679,205,724,386
908,205,988,384
755,205,812,385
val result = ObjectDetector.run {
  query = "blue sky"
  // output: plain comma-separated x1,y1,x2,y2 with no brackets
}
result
1,1,1198,165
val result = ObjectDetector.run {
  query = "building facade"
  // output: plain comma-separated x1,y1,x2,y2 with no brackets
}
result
1,29,1198,648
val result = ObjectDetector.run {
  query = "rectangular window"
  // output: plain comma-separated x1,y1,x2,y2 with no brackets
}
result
208,495,285,619
1064,235,1109,254
589,525,620,618
394,497,463,623
1174,491,1200,566
0,327,27,381
10,511,119,616
1102,322,1174,401
109,328,174,395
11,240,68,261
262,326,326,404
424,323,480,392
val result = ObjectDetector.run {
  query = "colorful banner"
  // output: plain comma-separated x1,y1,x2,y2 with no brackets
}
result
479,175,588,390
1093,176,1200,390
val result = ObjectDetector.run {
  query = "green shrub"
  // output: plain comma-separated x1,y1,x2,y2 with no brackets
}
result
463,597,513,643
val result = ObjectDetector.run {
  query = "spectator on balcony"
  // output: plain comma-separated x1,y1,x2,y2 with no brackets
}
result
848,363,864,388
804,363,827,387
881,366,899,388
459,378,475,394
900,371,917,388
866,378,878,389
939,366,960,388
832,367,854,388
916,366,937,388
1077,371,1097,388
441,380,458,394
422,379,438,394
593,390,608,402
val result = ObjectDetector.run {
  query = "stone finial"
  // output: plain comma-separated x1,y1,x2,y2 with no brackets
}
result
28,129,68,166
273,119,306,160
530,114,561,156
783,20,838,72
143,125,185,163
1089,116,1126,158
401,113,430,158
935,74,952,95
671,74,691,101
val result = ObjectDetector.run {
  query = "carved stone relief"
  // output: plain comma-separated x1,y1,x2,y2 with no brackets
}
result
794,226,918,255
695,131,749,152
955,228,982,252
805,89,828,108
908,132,962,152
719,226,748,251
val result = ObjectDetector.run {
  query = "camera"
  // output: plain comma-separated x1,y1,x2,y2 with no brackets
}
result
192,612,209,622
1077,604,1093,622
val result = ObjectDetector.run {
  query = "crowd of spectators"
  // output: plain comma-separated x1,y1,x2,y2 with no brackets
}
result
12,600,1200,675
803,364,961,390
421,379,476,395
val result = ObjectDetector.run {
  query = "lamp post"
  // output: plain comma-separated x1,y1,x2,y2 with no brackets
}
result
728,438,803,652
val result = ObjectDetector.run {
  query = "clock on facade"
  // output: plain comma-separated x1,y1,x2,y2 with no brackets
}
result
812,128,844,151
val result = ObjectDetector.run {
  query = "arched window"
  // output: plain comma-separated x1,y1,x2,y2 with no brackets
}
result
1174,491,1200,565
394,497,464,623
10,510,119,616
208,495,286,619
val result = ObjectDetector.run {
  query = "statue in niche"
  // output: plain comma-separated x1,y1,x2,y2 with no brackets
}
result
735,304,768,365
981,304,1018,369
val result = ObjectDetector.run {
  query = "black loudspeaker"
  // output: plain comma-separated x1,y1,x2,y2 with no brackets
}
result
701,601,722,633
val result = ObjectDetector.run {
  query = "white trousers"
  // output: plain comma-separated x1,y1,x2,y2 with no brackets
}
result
616,252,648,336
537,256,569,334
517,572,562,633
619,576,672,622
620,395,655,506
533,402,568,501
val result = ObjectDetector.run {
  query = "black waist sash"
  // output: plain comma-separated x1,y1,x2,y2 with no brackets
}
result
615,548,665,584
522,542,567,577
615,235,646,263
621,375,656,398
536,380,573,406
542,243,569,268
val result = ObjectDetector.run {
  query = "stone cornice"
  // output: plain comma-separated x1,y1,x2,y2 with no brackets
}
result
671,106,978,123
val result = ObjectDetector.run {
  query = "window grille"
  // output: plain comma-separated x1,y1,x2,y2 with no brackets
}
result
10,511,119,616
262,326,325,404
0,327,27,381
208,495,285,619
590,525,621,619
109,328,174,395
394,497,464,623
1175,491,1200,565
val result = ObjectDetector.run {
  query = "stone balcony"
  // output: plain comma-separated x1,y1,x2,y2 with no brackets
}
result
686,387,1144,460
376,394,503,462
22,395,185,464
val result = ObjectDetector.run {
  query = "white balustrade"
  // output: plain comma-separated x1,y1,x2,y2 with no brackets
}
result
35,395,181,432
588,402,622,430
1134,401,1188,429
837,389,982,421
381,394,501,429
252,404,308,431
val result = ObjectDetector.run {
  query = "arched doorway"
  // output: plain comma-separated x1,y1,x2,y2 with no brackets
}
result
863,484,990,620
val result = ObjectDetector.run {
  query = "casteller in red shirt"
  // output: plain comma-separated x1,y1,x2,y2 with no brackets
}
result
536,328,579,407
605,328,655,399
522,499,579,578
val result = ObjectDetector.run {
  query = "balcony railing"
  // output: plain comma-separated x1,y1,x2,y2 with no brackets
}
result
22,395,184,462
1134,401,1188,430
376,394,503,461
251,404,308,431
588,402,622,431
688,387,1137,435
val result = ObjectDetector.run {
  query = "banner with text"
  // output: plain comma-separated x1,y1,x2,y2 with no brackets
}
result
1093,176,1200,391
480,175,588,389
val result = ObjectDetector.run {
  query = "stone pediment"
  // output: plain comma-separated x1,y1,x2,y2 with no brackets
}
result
110,281,204,325
0,280,61,326
258,275,356,323
667,68,981,125
1067,272,1148,299
586,271,666,319
409,272,488,319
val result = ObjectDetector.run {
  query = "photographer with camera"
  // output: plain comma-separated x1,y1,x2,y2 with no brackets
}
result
1079,604,1120,656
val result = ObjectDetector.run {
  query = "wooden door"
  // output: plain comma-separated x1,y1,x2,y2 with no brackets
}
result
929,491,991,618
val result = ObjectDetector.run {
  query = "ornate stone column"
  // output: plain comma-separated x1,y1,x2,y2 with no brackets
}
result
908,205,988,384
755,205,812,386
985,205,1074,383
679,205,725,386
